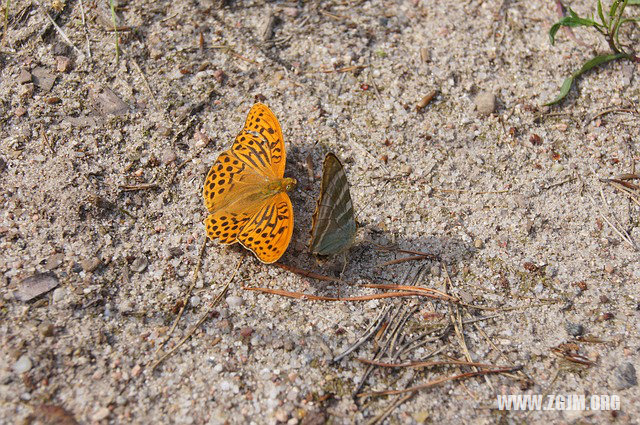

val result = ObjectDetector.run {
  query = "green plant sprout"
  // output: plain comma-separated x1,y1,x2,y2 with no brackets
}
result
2,0,10,46
546,0,640,105
109,0,119,63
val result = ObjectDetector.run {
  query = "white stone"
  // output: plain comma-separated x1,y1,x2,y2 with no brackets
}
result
13,355,32,374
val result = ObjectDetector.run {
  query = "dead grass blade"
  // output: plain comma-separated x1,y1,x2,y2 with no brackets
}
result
357,358,516,369
119,183,159,191
242,286,436,302
359,284,457,303
357,366,523,398
333,305,392,362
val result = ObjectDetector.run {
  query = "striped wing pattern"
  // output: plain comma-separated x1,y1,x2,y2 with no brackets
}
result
237,192,294,263
232,103,286,178
309,153,356,256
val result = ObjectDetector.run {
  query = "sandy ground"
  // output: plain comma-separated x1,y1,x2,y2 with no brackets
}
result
1,0,639,423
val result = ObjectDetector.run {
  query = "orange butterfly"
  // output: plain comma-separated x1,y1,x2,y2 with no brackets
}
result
202,103,296,263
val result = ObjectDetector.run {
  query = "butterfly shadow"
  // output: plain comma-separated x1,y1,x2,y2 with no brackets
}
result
276,222,478,299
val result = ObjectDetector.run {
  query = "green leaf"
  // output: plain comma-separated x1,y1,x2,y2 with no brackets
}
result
597,0,606,25
545,76,576,106
549,16,599,44
610,0,620,17
545,53,628,106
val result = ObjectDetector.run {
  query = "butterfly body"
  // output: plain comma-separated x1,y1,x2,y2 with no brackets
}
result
309,153,356,256
203,104,295,264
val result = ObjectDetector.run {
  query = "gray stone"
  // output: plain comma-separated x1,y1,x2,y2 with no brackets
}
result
31,67,57,92
565,322,584,337
130,256,148,273
52,287,69,304
17,69,32,84
166,247,183,258
226,295,243,308
613,362,637,390
14,273,59,302
474,91,496,115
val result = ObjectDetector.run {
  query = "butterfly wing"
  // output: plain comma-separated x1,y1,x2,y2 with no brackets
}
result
232,103,286,178
205,208,254,245
309,153,356,256
203,150,269,213
237,192,294,263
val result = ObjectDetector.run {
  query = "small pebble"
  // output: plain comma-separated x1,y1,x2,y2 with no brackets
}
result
529,134,542,145
400,165,412,175
92,407,110,421
130,256,148,273
193,131,210,148
14,107,27,117
545,266,557,278
31,67,57,92
430,265,440,277
52,287,68,304
131,364,142,377
46,253,64,270
459,292,473,304
416,90,437,111
565,322,584,337
161,149,177,165
38,323,55,337
19,83,34,98
190,295,201,306
213,69,225,84
81,258,101,273
598,312,614,321
274,409,288,422
13,354,33,374
473,238,483,249
572,281,587,291
474,91,496,115
226,295,244,308
166,247,183,258
217,319,232,333
604,263,614,274
613,362,637,390
551,163,564,173
55,56,72,73
239,327,253,338
283,339,294,352
283,7,298,17
18,69,32,84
